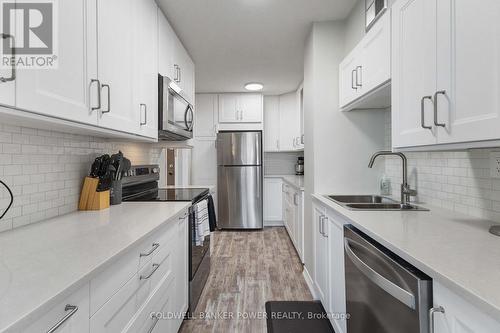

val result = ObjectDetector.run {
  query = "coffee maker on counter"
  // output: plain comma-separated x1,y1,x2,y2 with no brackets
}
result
295,157,304,175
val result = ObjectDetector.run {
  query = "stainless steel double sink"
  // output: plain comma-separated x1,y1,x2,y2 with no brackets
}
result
326,195,428,211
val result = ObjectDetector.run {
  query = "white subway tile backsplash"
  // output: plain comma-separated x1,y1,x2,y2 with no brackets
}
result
0,123,164,232
384,110,500,222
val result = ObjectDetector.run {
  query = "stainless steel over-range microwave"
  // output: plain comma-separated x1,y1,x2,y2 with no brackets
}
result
158,74,194,141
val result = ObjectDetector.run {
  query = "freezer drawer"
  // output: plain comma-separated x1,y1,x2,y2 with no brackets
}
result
217,131,262,166
217,166,263,229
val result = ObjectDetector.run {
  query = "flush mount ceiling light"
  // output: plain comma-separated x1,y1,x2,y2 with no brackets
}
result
244,83,264,91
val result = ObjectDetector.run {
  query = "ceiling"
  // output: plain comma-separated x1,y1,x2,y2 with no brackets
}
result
157,0,357,95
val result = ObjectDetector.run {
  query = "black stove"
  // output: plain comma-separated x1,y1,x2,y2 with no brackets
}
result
126,188,209,203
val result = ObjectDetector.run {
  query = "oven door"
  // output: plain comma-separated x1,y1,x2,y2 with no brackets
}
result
158,75,194,140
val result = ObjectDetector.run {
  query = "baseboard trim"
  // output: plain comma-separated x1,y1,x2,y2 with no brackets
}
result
264,220,284,227
302,266,318,300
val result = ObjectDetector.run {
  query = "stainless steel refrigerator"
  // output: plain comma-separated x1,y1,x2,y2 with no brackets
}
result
217,131,263,229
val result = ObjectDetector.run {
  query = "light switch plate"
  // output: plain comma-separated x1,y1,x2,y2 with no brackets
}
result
490,152,500,178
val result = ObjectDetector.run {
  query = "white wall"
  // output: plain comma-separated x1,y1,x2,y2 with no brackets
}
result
302,20,386,278
343,0,366,54
0,124,168,232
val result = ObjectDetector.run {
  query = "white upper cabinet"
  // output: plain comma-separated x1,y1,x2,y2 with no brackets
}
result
0,26,15,107
158,10,176,80
218,93,263,123
14,0,98,125
218,94,240,123
358,13,391,97
393,0,500,149
96,0,137,134
194,94,218,139
435,0,500,145
158,10,195,105
263,96,280,151
279,92,300,151
134,0,158,139
339,12,391,111
263,86,303,152
392,0,437,148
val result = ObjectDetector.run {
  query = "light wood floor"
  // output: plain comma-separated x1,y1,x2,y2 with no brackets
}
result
179,227,313,333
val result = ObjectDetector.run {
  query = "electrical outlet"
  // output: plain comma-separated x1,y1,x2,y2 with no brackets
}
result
490,152,500,178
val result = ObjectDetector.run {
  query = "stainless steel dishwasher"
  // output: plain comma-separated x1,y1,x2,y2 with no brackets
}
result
344,225,432,333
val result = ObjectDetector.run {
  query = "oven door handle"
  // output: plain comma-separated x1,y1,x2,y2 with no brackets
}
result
344,238,416,309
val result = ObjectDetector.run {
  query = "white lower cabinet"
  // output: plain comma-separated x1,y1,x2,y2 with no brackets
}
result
264,178,283,224
20,284,90,333
282,183,304,262
172,212,189,332
432,282,500,333
313,202,329,307
312,198,347,333
326,210,346,333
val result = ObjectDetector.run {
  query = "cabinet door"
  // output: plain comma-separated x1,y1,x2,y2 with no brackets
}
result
192,140,217,186
339,52,360,108
97,0,137,134
435,0,500,144
135,0,158,139
239,94,263,123
358,13,390,96
392,0,438,148
179,49,195,105
158,10,175,80
194,94,218,138
296,84,305,148
327,214,346,333
279,92,299,151
313,203,329,307
218,94,239,123
0,13,16,108
22,284,89,333
263,96,281,151
264,178,283,221
172,213,189,332
15,0,98,125
433,282,500,333
292,190,302,260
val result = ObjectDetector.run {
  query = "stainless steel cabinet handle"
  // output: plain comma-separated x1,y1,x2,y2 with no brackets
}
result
351,69,358,90
140,103,147,125
140,263,160,280
147,314,161,333
319,216,323,235
322,216,328,237
301,134,304,144
140,243,159,257
276,140,280,150
90,79,101,111
101,84,111,114
421,96,433,130
293,193,299,206
0,33,15,83
344,238,416,309
433,90,446,127
356,66,362,87
178,66,181,83
46,305,78,333
429,306,445,333
174,64,179,82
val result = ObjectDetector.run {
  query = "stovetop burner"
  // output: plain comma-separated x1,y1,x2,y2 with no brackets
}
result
125,187,209,203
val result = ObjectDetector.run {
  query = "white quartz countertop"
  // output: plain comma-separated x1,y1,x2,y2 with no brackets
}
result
265,174,304,191
0,202,190,332
312,193,500,320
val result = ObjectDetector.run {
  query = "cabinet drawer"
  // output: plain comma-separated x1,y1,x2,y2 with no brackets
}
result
125,270,175,333
90,212,183,315
90,263,153,333
21,284,89,333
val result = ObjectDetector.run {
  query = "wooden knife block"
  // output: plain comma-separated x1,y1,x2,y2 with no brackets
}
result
79,177,110,211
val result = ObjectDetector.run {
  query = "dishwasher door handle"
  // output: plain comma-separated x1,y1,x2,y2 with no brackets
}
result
344,238,416,309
